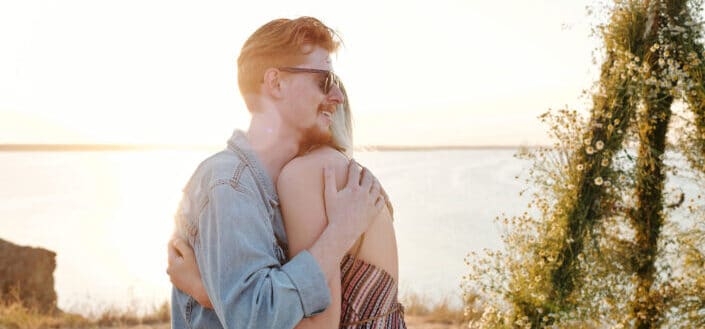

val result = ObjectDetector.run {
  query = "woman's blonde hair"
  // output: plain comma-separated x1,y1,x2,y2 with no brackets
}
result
329,81,353,157
325,82,394,216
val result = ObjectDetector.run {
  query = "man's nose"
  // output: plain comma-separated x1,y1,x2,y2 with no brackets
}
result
327,85,344,105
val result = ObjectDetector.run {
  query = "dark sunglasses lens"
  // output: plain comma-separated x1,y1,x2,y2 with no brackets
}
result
315,71,338,94
324,73,339,94
321,74,331,94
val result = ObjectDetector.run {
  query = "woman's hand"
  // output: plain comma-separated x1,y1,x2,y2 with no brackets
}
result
167,236,213,309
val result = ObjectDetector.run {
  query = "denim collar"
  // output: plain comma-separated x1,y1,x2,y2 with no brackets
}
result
226,129,279,208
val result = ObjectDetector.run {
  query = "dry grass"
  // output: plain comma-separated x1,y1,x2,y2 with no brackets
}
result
400,292,479,326
93,301,170,328
1,292,475,328
0,300,91,329
0,296,170,329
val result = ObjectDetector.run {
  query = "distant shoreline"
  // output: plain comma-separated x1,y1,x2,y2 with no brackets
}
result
0,144,217,152
0,144,531,152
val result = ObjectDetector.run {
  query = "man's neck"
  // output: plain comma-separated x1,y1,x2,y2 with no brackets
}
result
245,113,301,186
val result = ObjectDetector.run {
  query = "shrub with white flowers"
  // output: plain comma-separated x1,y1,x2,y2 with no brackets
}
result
463,1,705,328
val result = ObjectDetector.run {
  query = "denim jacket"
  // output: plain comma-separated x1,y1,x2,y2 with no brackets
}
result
171,130,331,329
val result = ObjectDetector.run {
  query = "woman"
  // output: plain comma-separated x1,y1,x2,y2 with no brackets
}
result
168,83,406,328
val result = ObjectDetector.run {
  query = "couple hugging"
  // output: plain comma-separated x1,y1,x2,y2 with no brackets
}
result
166,16,407,329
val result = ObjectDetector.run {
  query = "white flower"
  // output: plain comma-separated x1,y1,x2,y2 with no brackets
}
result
586,146,595,155
601,158,609,167
594,177,604,186
596,140,604,150
577,164,584,171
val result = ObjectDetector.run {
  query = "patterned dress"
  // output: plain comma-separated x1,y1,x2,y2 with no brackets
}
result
338,235,406,328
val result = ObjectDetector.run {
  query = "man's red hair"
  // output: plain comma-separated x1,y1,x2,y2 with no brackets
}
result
237,17,340,99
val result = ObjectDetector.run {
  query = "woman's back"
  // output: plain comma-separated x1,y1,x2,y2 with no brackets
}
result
280,146,398,279
277,146,405,328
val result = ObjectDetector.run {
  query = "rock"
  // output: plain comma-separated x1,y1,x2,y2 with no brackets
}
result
0,238,58,313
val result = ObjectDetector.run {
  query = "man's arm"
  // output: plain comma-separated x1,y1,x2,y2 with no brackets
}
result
196,183,330,329
277,153,351,328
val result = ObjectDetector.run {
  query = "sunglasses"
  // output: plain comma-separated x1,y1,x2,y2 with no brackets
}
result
277,67,340,94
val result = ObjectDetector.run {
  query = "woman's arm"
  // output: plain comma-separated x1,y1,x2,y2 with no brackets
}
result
278,152,348,329
167,236,213,308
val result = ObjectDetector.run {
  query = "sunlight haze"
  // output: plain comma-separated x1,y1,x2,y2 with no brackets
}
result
1,0,599,146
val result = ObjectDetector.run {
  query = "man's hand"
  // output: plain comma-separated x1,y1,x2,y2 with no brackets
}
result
167,236,213,308
322,159,385,254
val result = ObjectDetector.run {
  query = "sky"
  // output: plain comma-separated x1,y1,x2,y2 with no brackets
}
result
0,0,602,147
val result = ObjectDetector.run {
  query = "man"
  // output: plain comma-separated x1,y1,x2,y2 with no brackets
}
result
169,17,385,329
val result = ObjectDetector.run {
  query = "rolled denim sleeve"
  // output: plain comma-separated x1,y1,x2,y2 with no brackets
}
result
282,250,330,316
195,183,330,329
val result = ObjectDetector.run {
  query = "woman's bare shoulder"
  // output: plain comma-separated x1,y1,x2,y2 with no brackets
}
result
285,146,349,173
279,146,350,190
301,146,349,164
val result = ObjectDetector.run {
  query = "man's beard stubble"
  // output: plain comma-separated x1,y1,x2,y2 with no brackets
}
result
298,123,332,156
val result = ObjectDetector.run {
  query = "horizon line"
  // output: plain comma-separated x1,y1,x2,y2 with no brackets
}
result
0,143,543,152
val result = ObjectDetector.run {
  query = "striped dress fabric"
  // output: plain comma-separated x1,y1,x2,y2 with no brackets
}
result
339,253,406,328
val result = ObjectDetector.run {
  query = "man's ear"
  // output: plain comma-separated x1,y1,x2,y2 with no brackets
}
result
262,68,284,98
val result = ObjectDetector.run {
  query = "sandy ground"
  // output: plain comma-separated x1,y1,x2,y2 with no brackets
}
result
404,315,466,328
